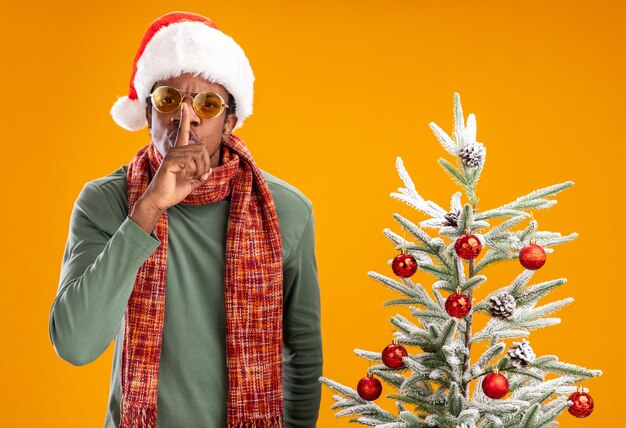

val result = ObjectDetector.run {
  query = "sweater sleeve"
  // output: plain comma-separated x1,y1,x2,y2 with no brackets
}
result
49,181,161,366
282,210,323,427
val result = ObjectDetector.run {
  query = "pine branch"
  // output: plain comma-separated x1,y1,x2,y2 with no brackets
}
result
388,393,443,416
521,231,578,250
391,213,458,275
371,367,408,389
511,375,575,401
471,301,570,343
464,156,483,185
453,92,466,147
514,279,567,308
351,417,391,427
399,411,424,427
437,158,481,206
353,349,383,362
514,298,574,323
457,408,481,426
434,318,458,349
417,262,455,281
470,318,530,344
518,219,538,244
368,271,440,312
390,315,440,352
492,182,574,213
473,273,566,314
429,122,457,156
476,343,506,371
468,399,525,415
505,367,544,382
390,157,449,219
447,382,465,417
391,314,422,334
432,279,456,293
393,214,449,256
520,403,541,427
439,157,471,187
400,364,451,393
531,355,602,380
536,398,570,427
473,248,514,274
474,208,528,221
433,94,486,204
460,274,487,293
485,215,528,239
319,377,399,425
409,308,450,323
508,270,535,295
384,228,435,265
377,420,416,428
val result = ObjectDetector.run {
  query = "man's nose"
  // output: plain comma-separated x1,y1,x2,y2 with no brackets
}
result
172,96,200,125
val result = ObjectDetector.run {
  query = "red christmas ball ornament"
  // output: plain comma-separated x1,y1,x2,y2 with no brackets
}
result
519,239,547,270
445,292,472,318
568,386,594,418
392,252,418,278
382,339,408,369
454,231,482,260
357,372,382,401
482,371,509,399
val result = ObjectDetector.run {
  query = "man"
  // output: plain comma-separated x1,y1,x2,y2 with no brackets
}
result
48,11,322,428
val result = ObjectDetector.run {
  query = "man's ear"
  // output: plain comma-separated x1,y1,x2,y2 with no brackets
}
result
146,105,152,129
222,114,238,139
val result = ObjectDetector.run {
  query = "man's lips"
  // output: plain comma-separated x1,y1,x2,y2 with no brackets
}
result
169,131,197,144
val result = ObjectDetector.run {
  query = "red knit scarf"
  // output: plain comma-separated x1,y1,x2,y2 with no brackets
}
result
121,134,284,427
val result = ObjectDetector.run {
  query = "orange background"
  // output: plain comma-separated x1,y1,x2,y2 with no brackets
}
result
0,0,623,426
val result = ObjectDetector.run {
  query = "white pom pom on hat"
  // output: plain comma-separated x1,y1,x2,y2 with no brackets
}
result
110,11,254,131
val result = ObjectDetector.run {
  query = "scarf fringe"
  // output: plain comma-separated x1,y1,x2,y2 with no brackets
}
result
228,415,284,428
120,405,157,428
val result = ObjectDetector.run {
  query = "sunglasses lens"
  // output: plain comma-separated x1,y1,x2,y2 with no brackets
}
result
193,92,224,119
152,86,182,113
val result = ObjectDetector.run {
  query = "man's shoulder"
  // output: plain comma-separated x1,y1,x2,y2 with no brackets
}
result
87,165,128,191
262,170,312,218
76,165,129,221
261,170,314,261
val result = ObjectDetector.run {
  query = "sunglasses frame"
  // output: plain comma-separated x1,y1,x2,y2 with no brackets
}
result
149,85,230,120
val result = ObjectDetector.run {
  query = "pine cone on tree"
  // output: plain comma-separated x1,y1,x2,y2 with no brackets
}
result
459,141,486,168
443,210,460,227
488,292,516,319
508,339,536,368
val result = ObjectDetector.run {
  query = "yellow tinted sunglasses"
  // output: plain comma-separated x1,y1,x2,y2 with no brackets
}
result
149,86,230,120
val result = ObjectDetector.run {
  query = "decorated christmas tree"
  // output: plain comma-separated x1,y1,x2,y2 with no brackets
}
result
319,93,602,427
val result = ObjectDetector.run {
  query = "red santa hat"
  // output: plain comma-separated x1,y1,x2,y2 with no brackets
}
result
110,11,254,131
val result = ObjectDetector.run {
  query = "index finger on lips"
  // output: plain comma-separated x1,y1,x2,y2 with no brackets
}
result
203,144,211,174
175,103,191,147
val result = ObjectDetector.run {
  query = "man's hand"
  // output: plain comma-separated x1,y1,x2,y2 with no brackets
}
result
130,103,213,234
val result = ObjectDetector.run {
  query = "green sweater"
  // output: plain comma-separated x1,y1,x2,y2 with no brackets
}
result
49,164,322,427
